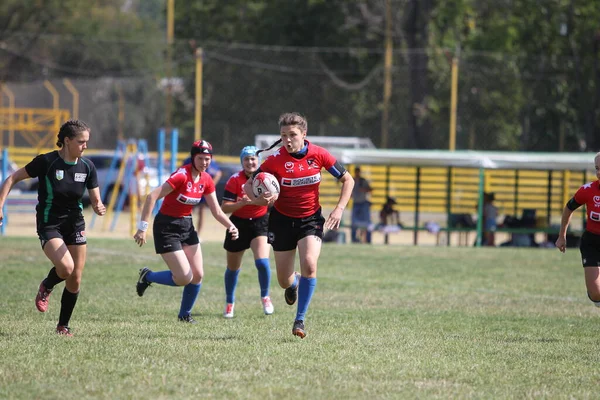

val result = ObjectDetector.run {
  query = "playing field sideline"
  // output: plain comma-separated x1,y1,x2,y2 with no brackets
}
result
1,237,598,399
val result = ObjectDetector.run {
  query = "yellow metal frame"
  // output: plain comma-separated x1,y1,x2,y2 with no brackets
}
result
0,108,70,149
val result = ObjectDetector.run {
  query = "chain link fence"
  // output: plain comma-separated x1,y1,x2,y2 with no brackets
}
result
1,39,595,155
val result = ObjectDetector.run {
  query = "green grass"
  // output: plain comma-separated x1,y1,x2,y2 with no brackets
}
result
1,237,599,399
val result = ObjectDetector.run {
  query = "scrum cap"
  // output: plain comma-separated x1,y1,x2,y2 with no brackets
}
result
240,145,260,165
191,140,213,158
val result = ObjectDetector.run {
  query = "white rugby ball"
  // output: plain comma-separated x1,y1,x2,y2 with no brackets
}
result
252,172,280,197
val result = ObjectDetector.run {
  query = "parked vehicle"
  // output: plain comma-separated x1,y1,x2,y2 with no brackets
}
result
82,152,162,207
0,155,35,192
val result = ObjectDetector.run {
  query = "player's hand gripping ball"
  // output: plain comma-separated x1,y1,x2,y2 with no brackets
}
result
252,172,280,197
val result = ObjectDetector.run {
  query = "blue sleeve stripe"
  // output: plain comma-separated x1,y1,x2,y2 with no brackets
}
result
327,165,343,179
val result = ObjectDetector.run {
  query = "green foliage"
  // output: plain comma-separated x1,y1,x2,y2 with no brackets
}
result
1,0,599,151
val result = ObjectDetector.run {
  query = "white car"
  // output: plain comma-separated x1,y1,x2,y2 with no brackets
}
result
82,153,162,207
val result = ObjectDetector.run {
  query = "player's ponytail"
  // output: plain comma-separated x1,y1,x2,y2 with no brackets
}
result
255,139,282,158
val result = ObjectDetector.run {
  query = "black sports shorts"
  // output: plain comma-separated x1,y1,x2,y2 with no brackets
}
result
153,212,199,254
580,231,600,267
224,214,268,253
267,207,324,252
37,215,86,248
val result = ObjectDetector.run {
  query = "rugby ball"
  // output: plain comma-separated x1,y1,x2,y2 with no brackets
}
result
252,172,280,197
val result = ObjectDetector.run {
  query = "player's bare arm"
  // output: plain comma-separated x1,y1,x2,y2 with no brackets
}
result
205,191,239,240
0,168,31,226
134,182,173,246
88,187,106,216
325,172,354,230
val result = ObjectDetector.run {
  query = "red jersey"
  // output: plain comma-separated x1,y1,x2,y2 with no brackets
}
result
574,180,600,235
260,142,336,218
223,170,268,219
159,164,215,218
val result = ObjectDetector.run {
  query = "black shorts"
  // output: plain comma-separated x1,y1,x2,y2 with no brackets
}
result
153,213,200,254
37,215,87,248
580,231,600,267
223,214,269,253
268,207,325,252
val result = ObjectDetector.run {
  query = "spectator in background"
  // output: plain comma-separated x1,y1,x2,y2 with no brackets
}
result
379,196,401,228
183,155,223,240
483,192,498,246
351,166,373,243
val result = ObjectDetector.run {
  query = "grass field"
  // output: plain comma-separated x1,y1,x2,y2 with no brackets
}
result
1,237,599,399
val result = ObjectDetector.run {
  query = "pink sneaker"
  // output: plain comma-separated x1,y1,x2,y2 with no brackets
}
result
35,281,52,312
262,296,274,315
56,325,73,337
223,303,235,319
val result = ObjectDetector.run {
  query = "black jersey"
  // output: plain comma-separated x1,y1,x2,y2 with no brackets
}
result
25,151,99,222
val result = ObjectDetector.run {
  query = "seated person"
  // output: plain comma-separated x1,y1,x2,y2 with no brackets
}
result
376,196,402,233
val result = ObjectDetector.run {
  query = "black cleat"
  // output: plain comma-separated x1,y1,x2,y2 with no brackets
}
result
292,319,306,338
136,267,152,297
284,272,300,305
178,314,197,324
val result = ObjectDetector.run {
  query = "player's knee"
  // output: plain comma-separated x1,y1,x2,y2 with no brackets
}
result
173,271,193,286
190,270,203,285
277,276,289,288
57,262,75,277
587,292,600,307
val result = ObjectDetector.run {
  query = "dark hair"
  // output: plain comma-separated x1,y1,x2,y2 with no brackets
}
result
56,120,90,148
256,112,307,157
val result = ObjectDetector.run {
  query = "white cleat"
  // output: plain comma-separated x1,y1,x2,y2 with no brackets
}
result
262,296,274,315
223,303,235,319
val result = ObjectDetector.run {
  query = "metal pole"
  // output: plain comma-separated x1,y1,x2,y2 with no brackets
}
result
0,85,15,147
62,79,79,120
449,51,459,151
381,0,393,149
1,148,7,235
43,80,59,110
475,167,484,247
195,48,204,141
170,128,178,173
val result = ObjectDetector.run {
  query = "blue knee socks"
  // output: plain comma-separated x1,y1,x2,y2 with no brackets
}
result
255,258,271,298
179,283,202,318
224,268,240,303
296,276,316,322
146,270,177,286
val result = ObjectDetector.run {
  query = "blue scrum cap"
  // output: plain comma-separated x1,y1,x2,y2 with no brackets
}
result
240,145,260,164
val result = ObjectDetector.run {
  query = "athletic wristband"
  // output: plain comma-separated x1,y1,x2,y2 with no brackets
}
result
137,221,149,232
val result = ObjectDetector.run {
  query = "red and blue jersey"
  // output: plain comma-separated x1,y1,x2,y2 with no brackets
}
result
259,141,337,218
574,180,600,235
159,164,215,218
223,170,268,219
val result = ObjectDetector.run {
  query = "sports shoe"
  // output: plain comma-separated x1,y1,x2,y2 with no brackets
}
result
262,296,274,315
292,319,306,339
223,303,235,319
178,314,197,324
56,325,73,337
35,281,52,312
136,267,152,297
284,272,300,305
